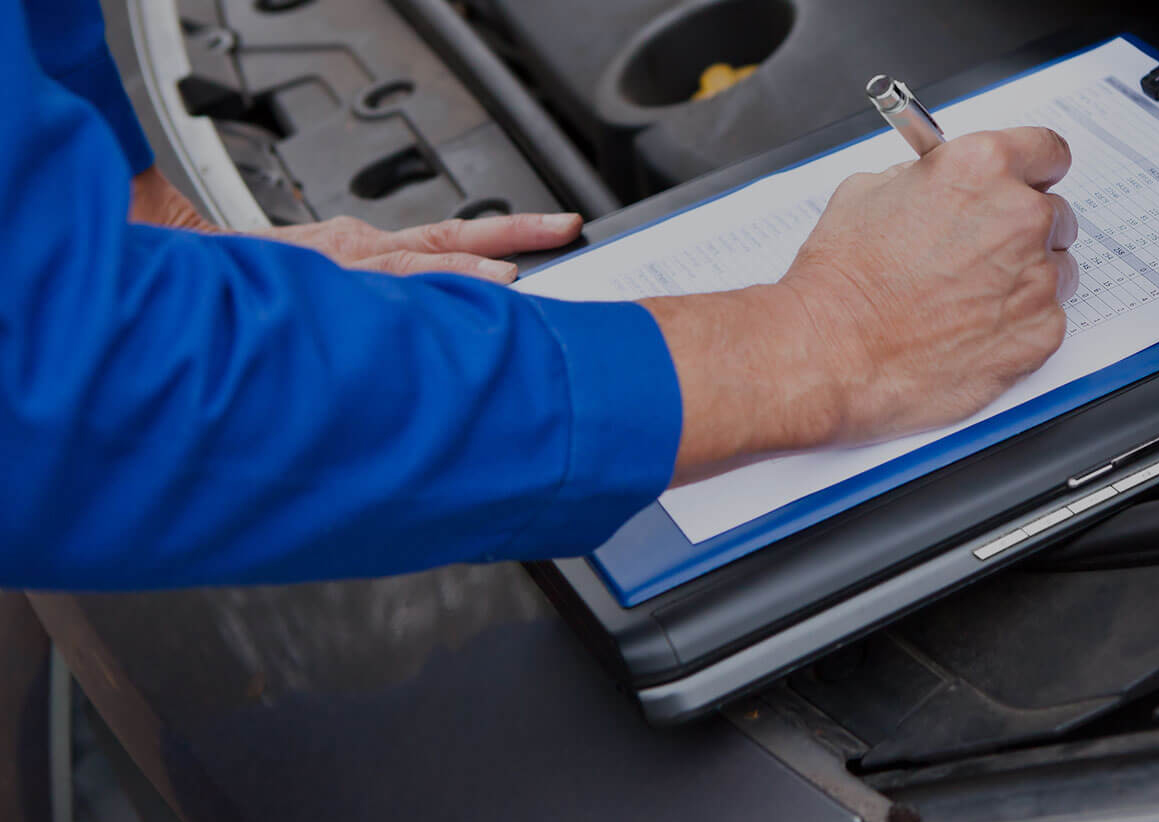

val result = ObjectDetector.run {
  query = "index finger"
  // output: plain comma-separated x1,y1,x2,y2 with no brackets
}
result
389,213,584,259
1000,126,1072,191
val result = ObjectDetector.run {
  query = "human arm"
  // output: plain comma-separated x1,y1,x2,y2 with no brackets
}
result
0,1,680,590
1,3,1076,590
21,0,153,174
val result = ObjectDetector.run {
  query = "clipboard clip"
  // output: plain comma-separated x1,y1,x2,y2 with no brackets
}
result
1143,66,1159,102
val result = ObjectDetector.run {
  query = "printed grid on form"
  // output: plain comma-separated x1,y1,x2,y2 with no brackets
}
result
1044,78,1159,336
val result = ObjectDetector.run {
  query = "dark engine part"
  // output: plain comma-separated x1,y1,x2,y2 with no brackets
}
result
773,494,1159,821
174,0,602,228
469,0,1151,199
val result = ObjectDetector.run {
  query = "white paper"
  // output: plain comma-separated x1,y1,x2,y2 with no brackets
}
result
517,38,1159,544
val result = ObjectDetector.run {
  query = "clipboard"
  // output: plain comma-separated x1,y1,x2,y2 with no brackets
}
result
522,25,1159,724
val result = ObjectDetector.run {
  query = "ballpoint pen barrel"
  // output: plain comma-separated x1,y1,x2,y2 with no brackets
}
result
867,75,946,157
881,102,946,156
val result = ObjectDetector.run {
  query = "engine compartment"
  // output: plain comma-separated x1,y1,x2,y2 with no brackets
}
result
69,3,1159,820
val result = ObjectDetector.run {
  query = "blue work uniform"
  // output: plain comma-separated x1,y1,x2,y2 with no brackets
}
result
0,0,682,590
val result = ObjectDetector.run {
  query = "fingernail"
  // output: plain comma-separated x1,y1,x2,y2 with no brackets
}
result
541,213,581,231
479,259,518,281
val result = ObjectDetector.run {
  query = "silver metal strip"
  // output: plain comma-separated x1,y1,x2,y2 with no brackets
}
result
973,528,1029,560
1022,506,1074,536
1113,461,1159,492
1067,484,1119,514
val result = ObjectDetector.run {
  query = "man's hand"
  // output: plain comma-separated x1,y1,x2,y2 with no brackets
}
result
646,127,1079,484
782,126,1078,441
129,167,583,282
258,213,582,283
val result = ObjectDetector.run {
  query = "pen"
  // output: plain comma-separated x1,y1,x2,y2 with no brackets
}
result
866,75,946,156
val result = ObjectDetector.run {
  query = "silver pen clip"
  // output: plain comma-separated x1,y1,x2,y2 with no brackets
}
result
867,75,946,156
895,81,941,133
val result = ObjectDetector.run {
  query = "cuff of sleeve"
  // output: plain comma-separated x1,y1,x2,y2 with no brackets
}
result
507,297,683,560
60,49,154,175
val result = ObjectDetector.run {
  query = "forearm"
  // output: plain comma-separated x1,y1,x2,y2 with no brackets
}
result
5,223,680,589
643,280,847,485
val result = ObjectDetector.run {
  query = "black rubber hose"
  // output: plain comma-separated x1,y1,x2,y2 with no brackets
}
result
391,0,621,220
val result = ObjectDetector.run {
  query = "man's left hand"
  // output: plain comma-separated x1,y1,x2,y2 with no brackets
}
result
129,166,583,283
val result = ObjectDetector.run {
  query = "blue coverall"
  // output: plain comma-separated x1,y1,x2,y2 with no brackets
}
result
0,0,682,590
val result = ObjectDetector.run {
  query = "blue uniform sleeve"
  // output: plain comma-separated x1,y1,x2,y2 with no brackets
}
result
21,0,154,174
0,2,682,591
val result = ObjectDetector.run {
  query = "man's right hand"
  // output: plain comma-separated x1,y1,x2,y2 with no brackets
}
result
644,127,1079,484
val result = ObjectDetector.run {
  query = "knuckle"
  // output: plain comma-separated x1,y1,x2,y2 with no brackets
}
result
420,219,464,252
1030,261,1062,294
416,224,443,252
445,253,485,275
1056,254,1080,299
391,250,422,272
880,159,913,180
1015,193,1056,235
1063,250,1081,279
957,132,1011,175
1026,309,1068,361
1007,265,1058,317
1045,307,1068,345
1014,303,1066,364
1006,191,1061,235
511,213,542,233
833,172,874,198
328,216,382,259
1040,269,1064,304
334,215,369,235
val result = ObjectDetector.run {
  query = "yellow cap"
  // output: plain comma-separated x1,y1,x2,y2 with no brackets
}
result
692,63,759,101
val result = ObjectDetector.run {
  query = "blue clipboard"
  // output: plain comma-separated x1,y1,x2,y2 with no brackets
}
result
527,33,1159,608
